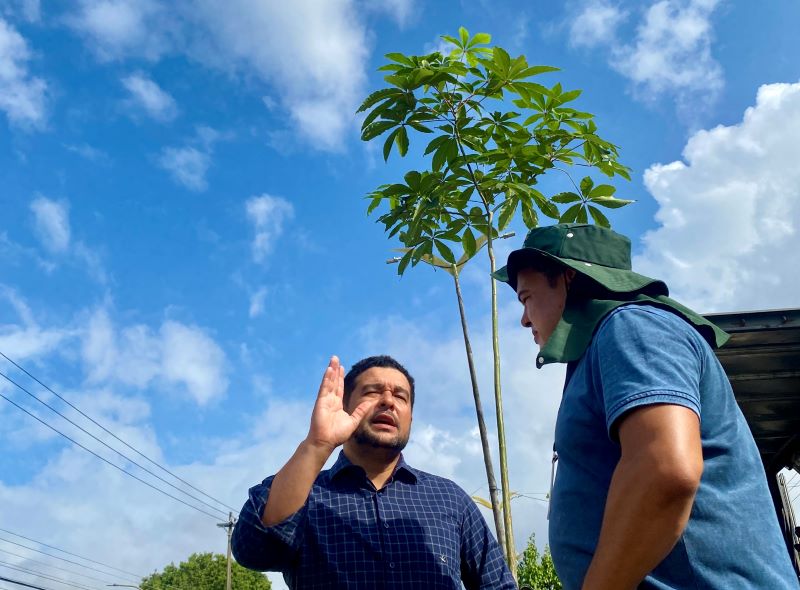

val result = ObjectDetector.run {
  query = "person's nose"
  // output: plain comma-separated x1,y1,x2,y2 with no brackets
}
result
378,389,395,409
521,306,532,328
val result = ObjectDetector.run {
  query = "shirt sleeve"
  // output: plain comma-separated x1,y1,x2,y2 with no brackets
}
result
230,475,308,572
594,306,705,440
459,494,517,590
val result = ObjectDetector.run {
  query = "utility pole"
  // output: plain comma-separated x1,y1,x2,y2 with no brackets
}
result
217,512,236,590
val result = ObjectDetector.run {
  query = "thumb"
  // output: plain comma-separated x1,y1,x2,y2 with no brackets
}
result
349,398,378,425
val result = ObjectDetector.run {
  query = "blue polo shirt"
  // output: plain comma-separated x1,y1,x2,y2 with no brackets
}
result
549,305,799,589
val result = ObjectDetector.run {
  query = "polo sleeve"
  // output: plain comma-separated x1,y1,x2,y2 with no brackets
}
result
594,306,705,440
231,475,308,572
459,492,517,590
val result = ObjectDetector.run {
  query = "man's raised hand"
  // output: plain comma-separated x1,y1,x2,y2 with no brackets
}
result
305,356,377,452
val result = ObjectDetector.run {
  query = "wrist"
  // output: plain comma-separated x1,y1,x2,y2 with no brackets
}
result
299,438,336,464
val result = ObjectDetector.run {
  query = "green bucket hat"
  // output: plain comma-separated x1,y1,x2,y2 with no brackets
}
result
494,223,729,367
492,223,666,295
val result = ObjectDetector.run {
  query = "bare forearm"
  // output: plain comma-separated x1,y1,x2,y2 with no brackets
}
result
581,458,698,590
262,439,333,526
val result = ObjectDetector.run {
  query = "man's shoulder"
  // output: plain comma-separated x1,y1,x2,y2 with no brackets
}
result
596,303,703,345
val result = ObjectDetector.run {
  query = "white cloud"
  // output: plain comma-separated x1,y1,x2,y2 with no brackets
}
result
567,0,723,112
245,194,293,264
363,0,416,28
158,146,210,191
0,17,47,128
121,72,178,121
27,196,108,283
248,287,268,319
68,0,369,150
82,308,229,405
68,0,171,61
0,286,70,361
612,0,723,106
569,0,627,48
1,0,41,22
30,196,70,253
635,80,800,312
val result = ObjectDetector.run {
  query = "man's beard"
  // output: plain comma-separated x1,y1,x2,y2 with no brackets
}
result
353,423,409,452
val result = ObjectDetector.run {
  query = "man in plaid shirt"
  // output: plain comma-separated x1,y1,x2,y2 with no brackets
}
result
232,355,515,589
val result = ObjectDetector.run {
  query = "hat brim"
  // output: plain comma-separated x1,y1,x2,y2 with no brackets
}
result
493,247,667,296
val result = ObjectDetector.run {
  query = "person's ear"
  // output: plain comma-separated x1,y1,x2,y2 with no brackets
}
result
564,269,577,288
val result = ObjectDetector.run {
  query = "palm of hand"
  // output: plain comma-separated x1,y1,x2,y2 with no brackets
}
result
307,358,375,449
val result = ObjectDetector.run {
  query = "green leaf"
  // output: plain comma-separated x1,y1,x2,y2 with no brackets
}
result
556,89,582,104
591,196,635,209
517,65,559,78
497,198,518,230
579,176,594,195
397,249,413,275
493,47,511,76
560,203,582,223
537,198,560,220
367,195,382,215
521,198,539,228
383,128,400,161
424,134,450,155
396,126,409,156
588,205,611,228
440,34,460,47
552,191,582,204
385,52,415,66
576,206,588,224
589,184,616,198
434,240,456,263
458,26,469,46
462,227,477,258
357,88,401,113
470,32,491,45
361,120,397,141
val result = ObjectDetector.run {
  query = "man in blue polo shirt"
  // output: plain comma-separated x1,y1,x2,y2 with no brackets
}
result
231,355,515,590
494,223,799,590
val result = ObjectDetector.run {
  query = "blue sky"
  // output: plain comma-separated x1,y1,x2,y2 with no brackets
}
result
1,1,800,588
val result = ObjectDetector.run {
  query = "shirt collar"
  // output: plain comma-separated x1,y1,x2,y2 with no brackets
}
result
330,450,418,484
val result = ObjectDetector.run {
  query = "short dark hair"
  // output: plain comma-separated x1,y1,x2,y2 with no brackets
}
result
344,355,415,408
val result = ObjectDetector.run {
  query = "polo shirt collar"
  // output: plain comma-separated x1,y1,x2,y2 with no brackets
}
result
330,450,418,484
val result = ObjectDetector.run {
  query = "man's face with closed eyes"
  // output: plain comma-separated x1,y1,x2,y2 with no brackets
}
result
346,367,412,452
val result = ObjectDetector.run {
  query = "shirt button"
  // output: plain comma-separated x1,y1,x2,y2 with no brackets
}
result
389,562,395,569
384,522,389,528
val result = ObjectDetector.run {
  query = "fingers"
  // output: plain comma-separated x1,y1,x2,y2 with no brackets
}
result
316,356,340,399
348,397,379,426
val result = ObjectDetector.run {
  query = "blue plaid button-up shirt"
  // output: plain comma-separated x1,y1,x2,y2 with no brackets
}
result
232,451,515,589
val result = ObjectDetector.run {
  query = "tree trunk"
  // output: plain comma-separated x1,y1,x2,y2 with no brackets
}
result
451,266,506,557
486,215,517,579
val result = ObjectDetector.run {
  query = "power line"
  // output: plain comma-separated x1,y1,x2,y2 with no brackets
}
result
0,369,230,520
0,561,96,590
0,351,238,515
0,386,222,521
0,535,140,583
0,548,118,586
0,576,56,590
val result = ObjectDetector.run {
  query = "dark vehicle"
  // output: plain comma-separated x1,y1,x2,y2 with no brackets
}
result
707,307,800,577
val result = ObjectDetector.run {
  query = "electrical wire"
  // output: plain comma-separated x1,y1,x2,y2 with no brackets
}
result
0,370,230,519
0,535,140,583
0,561,96,590
0,351,238,515
0,576,56,590
0,548,117,586
0,388,222,521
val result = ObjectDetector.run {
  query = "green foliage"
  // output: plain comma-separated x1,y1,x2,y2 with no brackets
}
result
140,552,271,590
517,535,562,590
359,26,634,274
